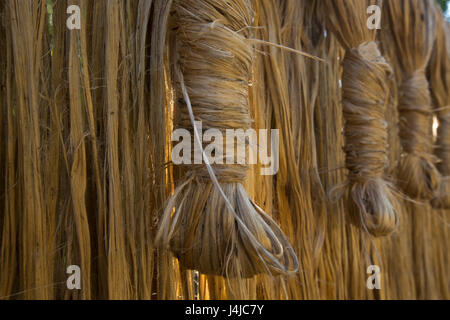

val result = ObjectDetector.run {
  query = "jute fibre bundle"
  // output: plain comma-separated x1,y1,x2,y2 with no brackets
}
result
248,0,323,299
2,0,55,299
155,0,298,278
297,1,349,299
383,0,441,200
429,11,450,209
322,0,399,236
382,1,447,299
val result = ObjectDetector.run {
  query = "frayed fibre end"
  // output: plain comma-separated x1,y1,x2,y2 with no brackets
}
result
431,177,450,209
397,153,441,200
156,177,298,278
349,179,399,237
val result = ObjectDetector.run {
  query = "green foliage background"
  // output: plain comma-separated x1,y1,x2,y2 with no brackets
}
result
437,0,449,11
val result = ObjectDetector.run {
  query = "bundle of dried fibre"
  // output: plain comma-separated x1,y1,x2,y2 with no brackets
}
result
429,7,450,209
382,0,445,299
322,0,400,237
155,0,298,278
384,0,441,200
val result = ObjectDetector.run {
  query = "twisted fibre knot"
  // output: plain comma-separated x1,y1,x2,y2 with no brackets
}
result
161,1,298,279
174,0,254,183
342,41,391,183
397,69,441,199
187,165,249,183
398,69,435,156
340,41,398,236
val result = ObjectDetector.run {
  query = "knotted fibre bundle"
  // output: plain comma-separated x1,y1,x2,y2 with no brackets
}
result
323,0,399,236
156,0,298,278
384,0,441,200
429,11,450,209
